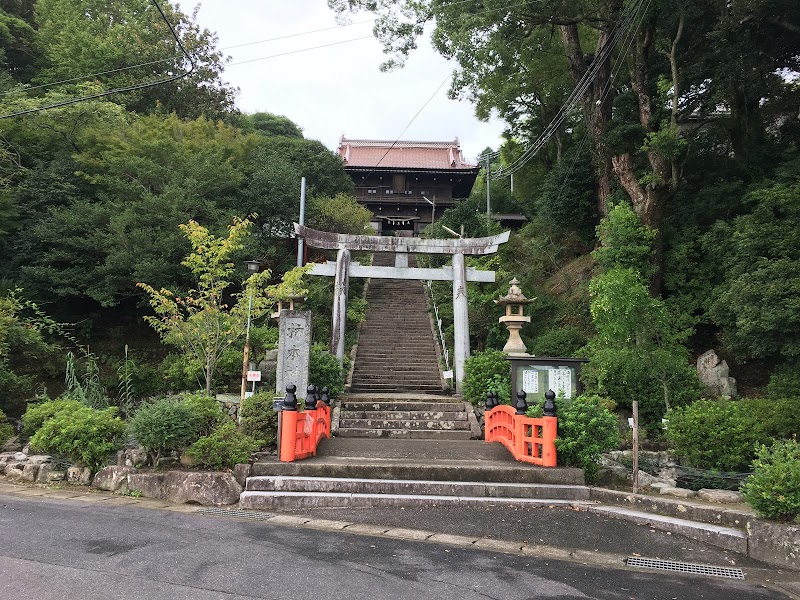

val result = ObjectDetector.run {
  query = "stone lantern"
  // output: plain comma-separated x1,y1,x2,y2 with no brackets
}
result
495,278,534,355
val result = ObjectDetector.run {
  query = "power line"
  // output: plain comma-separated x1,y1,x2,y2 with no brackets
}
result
226,36,374,67
0,0,193,119
493,0,647,178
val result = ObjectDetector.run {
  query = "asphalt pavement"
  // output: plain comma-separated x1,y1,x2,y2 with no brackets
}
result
1,491,796,600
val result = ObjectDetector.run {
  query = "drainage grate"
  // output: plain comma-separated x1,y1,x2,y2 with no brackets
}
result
199,507,275,521
625,557,744,580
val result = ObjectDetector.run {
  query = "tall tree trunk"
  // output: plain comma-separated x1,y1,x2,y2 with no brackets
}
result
559,18,616,218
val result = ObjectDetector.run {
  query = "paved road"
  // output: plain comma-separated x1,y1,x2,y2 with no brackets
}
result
0,494,791,600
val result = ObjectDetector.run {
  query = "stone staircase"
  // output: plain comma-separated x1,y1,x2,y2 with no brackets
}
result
349,252,443,394
240,438,588,510
335,393,476,440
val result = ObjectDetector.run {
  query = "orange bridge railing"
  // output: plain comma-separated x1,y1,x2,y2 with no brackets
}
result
279,385,331,462
484,390,557,467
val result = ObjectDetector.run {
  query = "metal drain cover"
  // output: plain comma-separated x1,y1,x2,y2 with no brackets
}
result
199,507,275,521
625,557,744,579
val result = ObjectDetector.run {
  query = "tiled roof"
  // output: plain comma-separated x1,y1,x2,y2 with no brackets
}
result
338,137,478,171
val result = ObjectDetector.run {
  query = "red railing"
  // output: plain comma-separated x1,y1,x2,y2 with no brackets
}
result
485,404,557,467
279,404,331,462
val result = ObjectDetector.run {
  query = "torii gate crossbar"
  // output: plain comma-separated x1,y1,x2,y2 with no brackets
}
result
295,224,510,393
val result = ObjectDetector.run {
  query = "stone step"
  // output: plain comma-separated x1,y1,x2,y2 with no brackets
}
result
351,371,441,380
249,455,585,485
240,491,593,510
348,386,444,393
340,401,461,411
245,476,591,500
338,419,471,431
340,411,468,420
353,359,439,366
336,428,473,440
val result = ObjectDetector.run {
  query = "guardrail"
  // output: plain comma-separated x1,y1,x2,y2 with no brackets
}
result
484,390,557,467
278,385,331,462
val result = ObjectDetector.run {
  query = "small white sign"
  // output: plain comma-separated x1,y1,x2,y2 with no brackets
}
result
522,369,539,394
548,367,572,398
246,370,262,382
443,370,454,380
244,391,254,398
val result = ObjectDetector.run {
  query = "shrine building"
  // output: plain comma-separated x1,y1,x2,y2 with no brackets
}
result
337,137,480,236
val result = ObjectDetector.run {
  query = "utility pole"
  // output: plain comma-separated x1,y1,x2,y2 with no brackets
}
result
297,177,306,267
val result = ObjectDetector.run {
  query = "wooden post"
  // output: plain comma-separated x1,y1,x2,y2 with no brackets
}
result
632,400,639,494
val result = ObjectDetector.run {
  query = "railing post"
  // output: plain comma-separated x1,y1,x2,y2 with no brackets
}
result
541,390,558,467
279,384,298,462
306,384,318,410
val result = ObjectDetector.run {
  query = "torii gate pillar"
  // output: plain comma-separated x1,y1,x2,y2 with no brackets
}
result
451,252,469,389
295,224,510,394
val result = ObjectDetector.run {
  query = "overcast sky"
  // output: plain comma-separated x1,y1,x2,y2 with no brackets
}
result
182,1,506,162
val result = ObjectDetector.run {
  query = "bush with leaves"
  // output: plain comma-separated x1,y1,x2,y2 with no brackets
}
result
309,344,344,397
128,398,207,465
531,327,586,357
463,350,510,406
741,438,800,521
186,422,262,470
554,394,619,483
0,409,14,445
29,406,125,472
239,392,278,450
180,393,226,437
666,399,769,471
21,397,86,438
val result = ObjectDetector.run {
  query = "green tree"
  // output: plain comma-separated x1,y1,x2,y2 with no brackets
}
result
708,181,800,362
307,193,373,235
33,0,235,118
138,216,277,395
234,112,304,138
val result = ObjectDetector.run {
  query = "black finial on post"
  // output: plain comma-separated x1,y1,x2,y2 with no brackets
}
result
320,386,330,405
515,390,527,415
306,384,318,410
543,389,557,417
284,384,298,411
484,391,495,410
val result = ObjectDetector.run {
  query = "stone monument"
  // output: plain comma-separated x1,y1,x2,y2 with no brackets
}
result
276,310,312,398
696,349,737,399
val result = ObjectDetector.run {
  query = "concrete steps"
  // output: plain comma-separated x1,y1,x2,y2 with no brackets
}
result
349,251,444,397
337,395,476,439
239,475,592,510
242,438,588,510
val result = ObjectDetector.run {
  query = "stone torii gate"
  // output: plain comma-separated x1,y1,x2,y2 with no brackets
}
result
294,224,510,393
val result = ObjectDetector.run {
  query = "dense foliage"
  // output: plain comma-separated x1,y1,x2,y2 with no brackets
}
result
239,392,279,450
741,438,800,521
29,405,125,472
462,350,510,407
666,399,769,472
186,422,262,470
553,395,620,483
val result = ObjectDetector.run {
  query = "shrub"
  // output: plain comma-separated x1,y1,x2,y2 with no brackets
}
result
0,409,14,445
21,397,86,438
309,344,344,397
530,327,586,357
666,399,769,471
555,394,620,483
740,397,800,441
463,349,510,406
766,363,800,399
29,406,125,472
187,422,262,470
128,398,204,464
181,393,227,436
239,392,278,450
741,438,800,521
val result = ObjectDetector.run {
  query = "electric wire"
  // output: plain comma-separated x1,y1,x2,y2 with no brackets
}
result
0,0,194,119
549,0,652,205
493,0,647,178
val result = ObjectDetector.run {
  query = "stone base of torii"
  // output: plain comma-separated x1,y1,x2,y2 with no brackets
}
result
294,224,510,394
